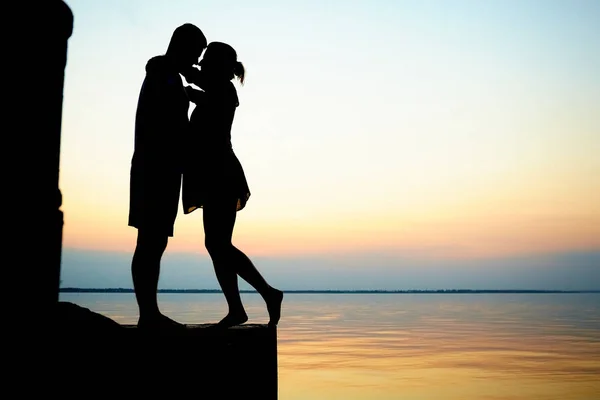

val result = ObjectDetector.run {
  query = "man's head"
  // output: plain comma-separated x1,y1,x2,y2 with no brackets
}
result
166,23,207,71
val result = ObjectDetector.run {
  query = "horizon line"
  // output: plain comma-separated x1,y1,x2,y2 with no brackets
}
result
59,287,600,294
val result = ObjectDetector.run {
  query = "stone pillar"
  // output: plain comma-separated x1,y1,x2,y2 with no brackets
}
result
13,1,73,323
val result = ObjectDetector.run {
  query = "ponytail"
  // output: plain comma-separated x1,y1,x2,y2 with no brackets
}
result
233,61,245,85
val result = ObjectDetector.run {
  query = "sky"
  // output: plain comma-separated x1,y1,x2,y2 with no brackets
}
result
58,0,599,290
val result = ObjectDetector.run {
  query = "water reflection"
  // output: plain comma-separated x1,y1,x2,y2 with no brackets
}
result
60,292,600,399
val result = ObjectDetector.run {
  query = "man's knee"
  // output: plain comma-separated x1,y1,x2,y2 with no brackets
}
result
136,229,169,254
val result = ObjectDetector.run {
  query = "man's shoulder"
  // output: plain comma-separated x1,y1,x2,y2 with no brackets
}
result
140,60,182,94
145,55,179,80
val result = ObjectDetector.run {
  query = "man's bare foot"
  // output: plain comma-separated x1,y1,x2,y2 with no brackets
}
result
137,313,186,332
215,311,248,328
266,289,283,327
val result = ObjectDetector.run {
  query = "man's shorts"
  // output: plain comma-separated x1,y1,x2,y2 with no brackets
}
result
128,160,181,237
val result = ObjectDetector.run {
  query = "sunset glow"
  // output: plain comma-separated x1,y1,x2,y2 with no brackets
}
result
59,0,599,289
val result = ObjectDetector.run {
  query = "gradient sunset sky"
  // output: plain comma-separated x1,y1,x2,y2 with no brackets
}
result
59,0,599,290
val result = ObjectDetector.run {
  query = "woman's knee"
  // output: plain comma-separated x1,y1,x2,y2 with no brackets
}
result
205,236,232,257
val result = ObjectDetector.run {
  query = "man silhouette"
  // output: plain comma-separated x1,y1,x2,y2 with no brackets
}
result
129,23,206,330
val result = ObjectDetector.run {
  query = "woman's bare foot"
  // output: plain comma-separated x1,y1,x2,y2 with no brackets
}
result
266,289,283,327
216,311,248,328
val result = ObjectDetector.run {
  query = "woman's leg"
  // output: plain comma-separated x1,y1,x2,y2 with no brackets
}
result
231,247,283,327
203,198,247,326
204,197,283,326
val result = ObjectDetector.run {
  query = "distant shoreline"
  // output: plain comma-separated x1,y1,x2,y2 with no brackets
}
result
59,288,600,294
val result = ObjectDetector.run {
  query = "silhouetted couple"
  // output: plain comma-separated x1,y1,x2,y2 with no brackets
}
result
128,23,283,331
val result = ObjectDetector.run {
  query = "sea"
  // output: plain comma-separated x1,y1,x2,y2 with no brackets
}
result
59,292,600,400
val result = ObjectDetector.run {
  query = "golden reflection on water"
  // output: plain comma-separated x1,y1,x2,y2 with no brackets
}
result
278,332,600,400
61,292,600,399
275,294,600,400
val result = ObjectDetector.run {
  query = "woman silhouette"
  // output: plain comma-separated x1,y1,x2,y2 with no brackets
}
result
182,42,283,327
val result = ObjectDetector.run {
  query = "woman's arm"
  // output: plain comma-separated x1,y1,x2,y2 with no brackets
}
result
181,65,207,90
185,86,207,105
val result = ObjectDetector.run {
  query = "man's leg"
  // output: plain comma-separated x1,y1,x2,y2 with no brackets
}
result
131,228,181,328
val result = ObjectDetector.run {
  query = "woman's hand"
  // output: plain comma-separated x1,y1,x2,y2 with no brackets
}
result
181,65,205,89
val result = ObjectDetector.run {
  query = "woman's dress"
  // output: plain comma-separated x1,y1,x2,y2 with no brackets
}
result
182,81,251,213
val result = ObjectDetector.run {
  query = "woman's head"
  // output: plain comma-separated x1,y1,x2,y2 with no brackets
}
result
200,42,245,85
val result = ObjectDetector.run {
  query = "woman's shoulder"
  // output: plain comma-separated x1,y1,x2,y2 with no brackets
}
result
207,81,238,108
199,80,239,108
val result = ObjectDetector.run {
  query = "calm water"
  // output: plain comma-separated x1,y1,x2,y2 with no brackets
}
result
59,292,600,399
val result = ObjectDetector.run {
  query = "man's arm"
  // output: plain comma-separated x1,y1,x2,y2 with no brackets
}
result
135,72,187,159
137,73,183,128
